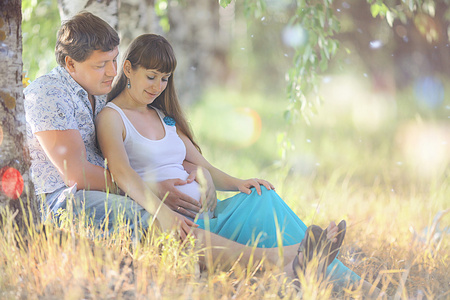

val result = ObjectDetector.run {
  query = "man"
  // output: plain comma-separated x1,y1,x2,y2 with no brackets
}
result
24,11,208,231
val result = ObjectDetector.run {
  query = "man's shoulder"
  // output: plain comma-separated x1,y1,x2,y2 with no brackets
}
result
24,67,71,98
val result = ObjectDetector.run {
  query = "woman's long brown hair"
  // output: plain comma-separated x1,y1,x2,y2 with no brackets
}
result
108,34,201,152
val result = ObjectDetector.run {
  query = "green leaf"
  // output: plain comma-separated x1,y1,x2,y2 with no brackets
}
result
322,42,330,60
386,10,394,27
309,52,316,64
283,110,291,123
424,0,436,17
398,11,408,24
370,3,388,18
371,4,380,17
219,0,232,9
329,40,338,57
319,58,328,72
302,45,312,62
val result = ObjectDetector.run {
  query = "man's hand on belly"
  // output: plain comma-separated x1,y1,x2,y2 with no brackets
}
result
154,179,202,219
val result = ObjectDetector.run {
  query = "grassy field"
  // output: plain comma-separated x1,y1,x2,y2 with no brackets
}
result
1,81,448,299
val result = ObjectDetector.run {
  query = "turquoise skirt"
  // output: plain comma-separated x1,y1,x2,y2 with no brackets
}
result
196,187,361,287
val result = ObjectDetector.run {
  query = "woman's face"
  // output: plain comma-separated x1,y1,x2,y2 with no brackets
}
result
128,66,171,105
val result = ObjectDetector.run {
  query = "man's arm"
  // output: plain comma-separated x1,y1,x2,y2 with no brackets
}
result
150,178,201,218
145,161,217,218
35,129,115,191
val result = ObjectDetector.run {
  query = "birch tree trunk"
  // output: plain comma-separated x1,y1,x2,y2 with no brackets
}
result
118,0,163,55
0,0,37,227
119,0,232,105
57,0,231,106
166,0,232,105
57,0,119,29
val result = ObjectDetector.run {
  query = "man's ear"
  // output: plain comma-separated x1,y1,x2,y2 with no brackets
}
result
65,56,76,73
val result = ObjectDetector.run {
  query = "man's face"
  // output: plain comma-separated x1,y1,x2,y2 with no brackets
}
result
66,47,119,96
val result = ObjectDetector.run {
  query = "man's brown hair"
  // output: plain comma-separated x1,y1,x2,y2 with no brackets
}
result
55,11,120,67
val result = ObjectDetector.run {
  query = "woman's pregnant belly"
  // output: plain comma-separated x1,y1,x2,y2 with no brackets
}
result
174,181,213,220
174,181,201,202
155,166,214,220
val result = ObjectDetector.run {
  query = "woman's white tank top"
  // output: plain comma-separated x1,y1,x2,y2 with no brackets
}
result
105,102,202,205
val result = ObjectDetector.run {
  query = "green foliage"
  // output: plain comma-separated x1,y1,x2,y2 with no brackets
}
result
155,0,170,32
370,2,388,18
21,0,449,122
285,2,340,124
243,0,267,19
219,0,233,9
222,0,341,124
221,0,449,125
368,0,450,28
22,0,60,81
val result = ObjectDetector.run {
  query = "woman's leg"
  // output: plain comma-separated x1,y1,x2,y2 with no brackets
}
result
49,188,382,296
197,188,382,294
192,224,383,297
192,222,351,279
191,225,301,276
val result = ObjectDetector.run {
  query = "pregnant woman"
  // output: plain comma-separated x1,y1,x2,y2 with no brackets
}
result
96,34,378,292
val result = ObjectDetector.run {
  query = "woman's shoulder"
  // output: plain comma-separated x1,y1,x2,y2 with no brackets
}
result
96,102,123,123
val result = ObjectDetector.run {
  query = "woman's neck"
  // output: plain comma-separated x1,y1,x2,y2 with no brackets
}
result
113,90,148,112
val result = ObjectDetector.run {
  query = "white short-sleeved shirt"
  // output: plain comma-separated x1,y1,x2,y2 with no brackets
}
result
24,66,106,195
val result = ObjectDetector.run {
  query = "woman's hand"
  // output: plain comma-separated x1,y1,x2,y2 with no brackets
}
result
237,178,275,196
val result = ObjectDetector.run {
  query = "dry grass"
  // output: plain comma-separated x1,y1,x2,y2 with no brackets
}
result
2,84,448,299
1,170,448,299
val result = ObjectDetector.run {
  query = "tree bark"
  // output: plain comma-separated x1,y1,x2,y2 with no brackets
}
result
117,0,232,105
166,0,232,105
0,0,37,228
118,0,164,55
57,0,231,106
57,0,119,30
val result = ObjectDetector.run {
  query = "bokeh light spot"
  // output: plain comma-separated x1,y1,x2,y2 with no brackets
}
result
394,25,407,38
396,122,450,177
414,76,444,109
282,24,308,48
369,40,383,49
352,95,396,132
206,106,262,149
235,107,262,147
414,13,440,43
1,167,24,200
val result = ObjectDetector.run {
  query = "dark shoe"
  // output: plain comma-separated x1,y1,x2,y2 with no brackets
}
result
292,225,326,279
292,221,347,282
321,220,346,268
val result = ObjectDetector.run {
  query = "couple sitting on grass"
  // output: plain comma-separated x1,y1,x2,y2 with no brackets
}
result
24,11,381,295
